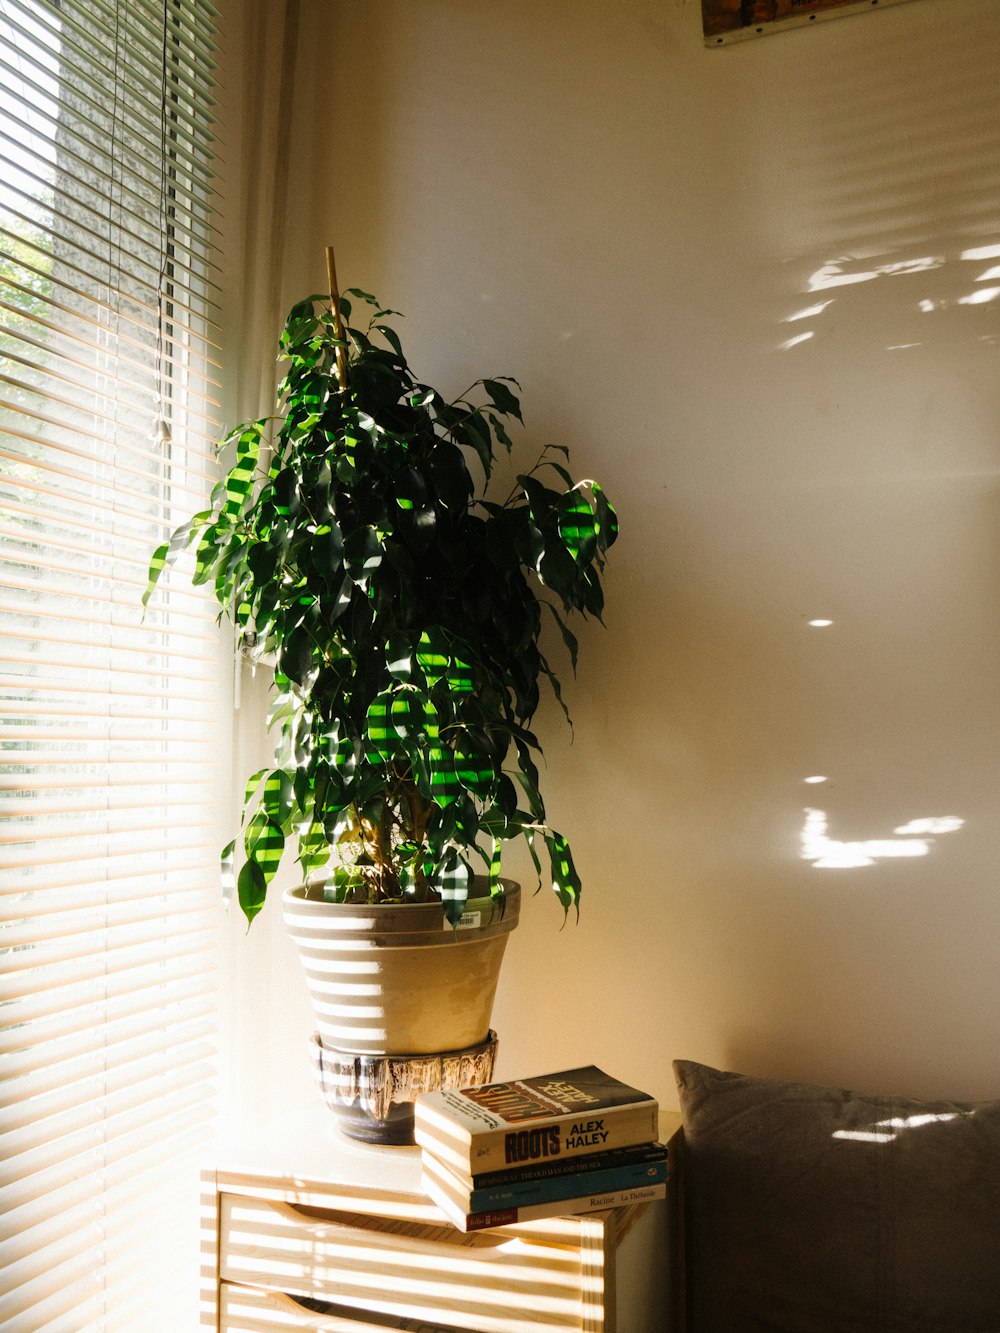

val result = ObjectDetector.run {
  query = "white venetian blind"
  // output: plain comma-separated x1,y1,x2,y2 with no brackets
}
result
0,0,223,1328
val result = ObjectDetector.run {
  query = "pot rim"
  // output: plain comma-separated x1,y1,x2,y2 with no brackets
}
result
282,878,520,947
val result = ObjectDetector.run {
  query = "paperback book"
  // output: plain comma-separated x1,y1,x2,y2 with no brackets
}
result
423,1142,668,1214
413,1065,659,1176
461,1139,670,1191
422,1172,667,1233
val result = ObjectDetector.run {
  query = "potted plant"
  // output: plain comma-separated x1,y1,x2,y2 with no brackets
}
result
144,253,617,1140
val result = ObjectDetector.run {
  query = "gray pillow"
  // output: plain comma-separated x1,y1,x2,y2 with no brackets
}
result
673,1059,1000,1332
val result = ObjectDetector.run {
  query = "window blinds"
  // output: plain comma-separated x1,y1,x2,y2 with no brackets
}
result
0,1,222,1328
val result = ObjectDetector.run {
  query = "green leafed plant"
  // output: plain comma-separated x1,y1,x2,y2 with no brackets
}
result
145,285,618,925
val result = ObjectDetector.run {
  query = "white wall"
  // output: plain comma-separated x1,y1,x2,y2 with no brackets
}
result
228,0,1000,1117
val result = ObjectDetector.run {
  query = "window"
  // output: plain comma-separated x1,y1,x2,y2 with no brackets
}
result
0,0,222,1326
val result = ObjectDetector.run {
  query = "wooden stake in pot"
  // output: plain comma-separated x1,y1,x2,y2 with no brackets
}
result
326,244,349,393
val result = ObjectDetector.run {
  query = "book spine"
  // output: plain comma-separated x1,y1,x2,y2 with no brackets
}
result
461,1157,668,1212
467,1141,667,1190
428,1179,666,1233
459,1100,659,1174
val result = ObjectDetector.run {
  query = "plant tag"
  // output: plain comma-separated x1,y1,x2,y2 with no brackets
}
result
444,910,482,931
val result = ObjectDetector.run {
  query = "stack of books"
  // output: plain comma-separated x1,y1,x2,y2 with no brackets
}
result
414,1065,667,1232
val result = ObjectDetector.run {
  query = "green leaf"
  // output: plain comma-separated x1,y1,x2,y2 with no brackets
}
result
366,690,405,761
516,521,545,575
430,442,472,510
374,324,405,360
222,423,264,522
345,526,383,586
262,768,296,831
454,744,496,797
141,510,210,611
391,690,440,745
558,488,599,565
237,857,266,925
395,466,428,510
367,688,442,760
299,821,333,879
518,473,559,523
433,851,472,925
545,602,579,673
446,656,475,695
488,836,503,895
416,628,450,685
386,632,414,682
143,541,169,610
540,653,572,729
538,537,580,606
193,524,223,586
487,412,513,451
592,483,619,549
546,832,581,914
311,523,345,576
247,539,280,585
221,839,236,905
582,565,606,621
514,738,542,799
483,377,523,422
524,827,543,892
326,726,358,779
241,767,269,820
245,808,286,882
461,413,494,476
412,744,461,807
280,625,314,686
510,771,541,821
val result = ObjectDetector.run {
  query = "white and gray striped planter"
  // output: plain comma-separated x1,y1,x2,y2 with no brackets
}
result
283,880,520,1058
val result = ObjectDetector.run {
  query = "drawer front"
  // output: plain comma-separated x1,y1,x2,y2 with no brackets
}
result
220,1194,592,1333
219,1282,445,1331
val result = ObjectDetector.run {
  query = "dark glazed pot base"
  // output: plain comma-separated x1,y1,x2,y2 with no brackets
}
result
308,1030,499,1146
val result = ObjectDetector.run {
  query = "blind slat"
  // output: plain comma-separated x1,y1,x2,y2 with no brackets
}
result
0,285,223,383
0,498,226,570
2,1010,215,1087
0,954,217,1034
0,974,215,1056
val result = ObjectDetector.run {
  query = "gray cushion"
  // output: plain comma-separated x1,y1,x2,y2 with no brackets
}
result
673,1059,1000,1332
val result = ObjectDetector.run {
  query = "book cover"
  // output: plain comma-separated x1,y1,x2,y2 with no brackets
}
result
413,1066,659,1175
423,1172,667,1233
464,1139,670,1191
423,1144,668,1213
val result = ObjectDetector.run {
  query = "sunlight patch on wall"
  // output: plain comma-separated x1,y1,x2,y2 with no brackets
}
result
958,286,1000,306
800,808,964,870
960,244,1000,263
786,300,834,323
894,817,964,835
780,331,815,351
807,256,944,293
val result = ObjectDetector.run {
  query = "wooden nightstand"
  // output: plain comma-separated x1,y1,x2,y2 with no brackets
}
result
201,1104,682,1332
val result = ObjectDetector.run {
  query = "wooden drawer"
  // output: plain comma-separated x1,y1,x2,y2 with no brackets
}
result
219,1194,591,1333
219,1282,447,1331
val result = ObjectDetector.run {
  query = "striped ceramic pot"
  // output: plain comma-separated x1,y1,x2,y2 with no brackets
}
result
282,880,520,1058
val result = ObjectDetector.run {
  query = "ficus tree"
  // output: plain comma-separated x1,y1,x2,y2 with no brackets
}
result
145,281,617,925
